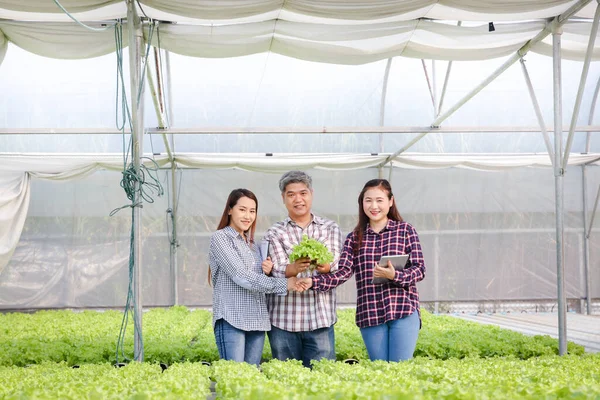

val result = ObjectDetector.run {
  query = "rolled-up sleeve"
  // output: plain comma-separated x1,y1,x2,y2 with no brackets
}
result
210,231,288,294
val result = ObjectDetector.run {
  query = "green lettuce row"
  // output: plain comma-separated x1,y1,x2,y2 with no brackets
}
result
2,356,599,400
0,362,211,400
0,307,584,367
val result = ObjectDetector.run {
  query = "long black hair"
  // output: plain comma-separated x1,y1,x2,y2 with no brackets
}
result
216,188,258,243
209,188,258,284
353,179,403,255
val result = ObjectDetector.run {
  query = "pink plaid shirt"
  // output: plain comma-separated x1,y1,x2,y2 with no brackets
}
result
312,220,425,328
266,214,342,332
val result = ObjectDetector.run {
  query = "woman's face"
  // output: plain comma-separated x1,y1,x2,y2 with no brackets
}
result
228,196,257,235
362,187,393,224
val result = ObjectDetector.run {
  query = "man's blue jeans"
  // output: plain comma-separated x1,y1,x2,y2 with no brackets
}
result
267,325,335,368
214,319,265,366
359,311,420,362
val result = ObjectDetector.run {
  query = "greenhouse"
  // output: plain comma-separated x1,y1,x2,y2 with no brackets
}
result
1,0,600,398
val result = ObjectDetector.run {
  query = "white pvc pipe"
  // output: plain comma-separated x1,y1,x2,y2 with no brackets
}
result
1,126,599,135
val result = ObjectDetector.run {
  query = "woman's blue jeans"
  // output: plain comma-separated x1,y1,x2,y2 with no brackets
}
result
214,319,266,366
359,311,420,362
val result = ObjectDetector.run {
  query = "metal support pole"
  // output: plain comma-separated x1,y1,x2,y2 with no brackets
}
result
165,50,174,127
422,59,436,113
587,76,600,150
438,22,461,116
587,185,600,239
520,58,554,163
127,0,144,362
145,43,179,306
432,60,437,117
581,74,600,315
163,49,178,305
169,159,179,306
146,49,173,159
563,0,600,169
1,126,599,135
552,26,567,356
378,58,393,178
433,234,440,314
582,166,593,314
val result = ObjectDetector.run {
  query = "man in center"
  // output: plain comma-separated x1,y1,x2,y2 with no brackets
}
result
265,170,342,368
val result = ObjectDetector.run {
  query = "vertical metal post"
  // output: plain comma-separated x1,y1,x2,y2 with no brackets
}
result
169,149,179,306
164,49,178,304
127,0,144,362
432,60,437,117
582,165,592,314
165,50,174,127
438,22,461,117
378,58,393,178
434,234,440,314
582,75,600,315
552,25,567,355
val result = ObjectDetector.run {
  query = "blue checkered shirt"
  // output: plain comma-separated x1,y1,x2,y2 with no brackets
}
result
209,226,289,331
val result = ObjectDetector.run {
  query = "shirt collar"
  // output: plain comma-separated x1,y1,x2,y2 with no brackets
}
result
365,218,396,234
224,225,247,240
284,213,323,228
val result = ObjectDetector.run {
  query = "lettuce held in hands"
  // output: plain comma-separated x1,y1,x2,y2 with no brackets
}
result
289,235,334,271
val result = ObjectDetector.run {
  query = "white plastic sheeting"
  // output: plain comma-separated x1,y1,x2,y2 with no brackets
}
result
0,0,595,22
0,1,599,309
0,1,599,64
0,19,599,63
0,152,599,278
0,173,29,277
0,166,598,308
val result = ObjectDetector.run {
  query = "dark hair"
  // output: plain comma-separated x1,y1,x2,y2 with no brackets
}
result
353,179,403,255
216,188,259,242
209,188,259,284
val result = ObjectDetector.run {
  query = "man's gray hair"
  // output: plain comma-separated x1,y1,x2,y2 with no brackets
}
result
279,170,313,193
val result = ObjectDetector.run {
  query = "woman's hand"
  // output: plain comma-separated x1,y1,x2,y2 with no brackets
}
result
373,260,395,280
315,263,330,274
262,256,273,275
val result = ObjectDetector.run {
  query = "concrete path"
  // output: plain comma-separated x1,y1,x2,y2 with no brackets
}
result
451,312,600,353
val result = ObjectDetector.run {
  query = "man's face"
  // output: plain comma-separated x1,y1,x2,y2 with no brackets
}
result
282,182,313,221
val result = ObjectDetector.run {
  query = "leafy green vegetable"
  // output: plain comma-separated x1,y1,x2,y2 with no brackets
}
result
288,235,334,270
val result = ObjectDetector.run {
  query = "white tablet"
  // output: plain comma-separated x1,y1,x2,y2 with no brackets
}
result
373,254,409,284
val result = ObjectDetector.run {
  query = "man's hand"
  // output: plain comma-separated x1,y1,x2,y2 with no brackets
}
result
315,262,330,274
262,256,273,275
373,260,395,280
286,276,298,291
295,277,313,292
286,257,311,277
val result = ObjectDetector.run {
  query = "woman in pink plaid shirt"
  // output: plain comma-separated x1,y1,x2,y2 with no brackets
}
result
301,179,426,362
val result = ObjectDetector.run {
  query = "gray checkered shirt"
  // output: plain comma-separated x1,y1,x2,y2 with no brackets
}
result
210,226,289,331
266,214,342,332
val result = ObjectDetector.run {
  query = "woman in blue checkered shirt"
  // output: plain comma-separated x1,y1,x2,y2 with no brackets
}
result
209,188,297,366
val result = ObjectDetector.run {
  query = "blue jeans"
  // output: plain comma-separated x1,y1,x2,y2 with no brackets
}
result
359,312,420,362
214,319,265,366
267,325,335,368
